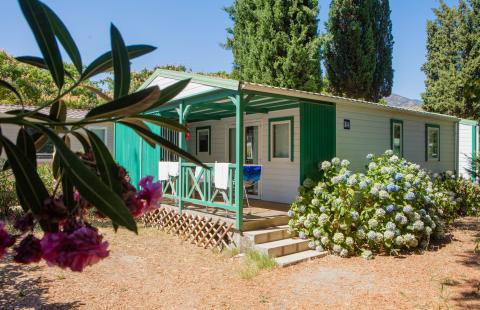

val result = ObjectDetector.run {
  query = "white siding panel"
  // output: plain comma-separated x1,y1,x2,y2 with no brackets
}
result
188,108,300,204
458,123,473,178
336,103,456,173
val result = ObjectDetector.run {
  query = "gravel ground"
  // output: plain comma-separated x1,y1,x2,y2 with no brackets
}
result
1,217,479,310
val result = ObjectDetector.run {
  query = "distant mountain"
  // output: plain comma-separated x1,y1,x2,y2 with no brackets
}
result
385,94,423,110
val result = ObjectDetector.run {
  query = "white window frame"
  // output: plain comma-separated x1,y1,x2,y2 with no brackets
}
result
89,126,108,145
196,128,210,154
270,120,291,161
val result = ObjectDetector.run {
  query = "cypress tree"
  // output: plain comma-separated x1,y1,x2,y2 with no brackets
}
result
422,0,480,119
323,0,394,102
225,0,322,92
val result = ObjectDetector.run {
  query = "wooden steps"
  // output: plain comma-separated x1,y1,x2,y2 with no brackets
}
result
244,226,327,267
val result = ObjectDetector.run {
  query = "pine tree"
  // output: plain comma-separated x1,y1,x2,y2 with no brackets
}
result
323,0,394,102
225,0,322,92
422,0,480,119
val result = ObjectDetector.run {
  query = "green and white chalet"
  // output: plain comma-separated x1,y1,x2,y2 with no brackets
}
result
115,69,477,230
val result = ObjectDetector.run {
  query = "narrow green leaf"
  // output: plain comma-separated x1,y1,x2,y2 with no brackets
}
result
110,24,130,99
19,0,64,89
118,120,205,167
15,56,48,69
41,3,82,73
145,79,191,112
37,125,137,233
81,45,156,81
16,128,37,169
126,114,187,132
86,129,122,195
0,134,49,217
50,100,67,122
52,150,60,179
71,131,91,152
61,172,74,210
0,80,23,103
85,86,160,120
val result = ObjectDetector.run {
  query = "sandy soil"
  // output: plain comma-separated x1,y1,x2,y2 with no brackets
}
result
1,217,479,310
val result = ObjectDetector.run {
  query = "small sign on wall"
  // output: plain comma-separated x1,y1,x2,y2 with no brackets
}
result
343,119,351,130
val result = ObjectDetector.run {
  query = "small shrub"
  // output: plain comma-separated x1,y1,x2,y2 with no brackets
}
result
288,150,456,257
238,249,276,279
434,173,480,217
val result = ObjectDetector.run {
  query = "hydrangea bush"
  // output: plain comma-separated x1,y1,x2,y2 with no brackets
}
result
288,150,456,257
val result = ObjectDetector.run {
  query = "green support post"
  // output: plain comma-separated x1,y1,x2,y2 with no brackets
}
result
176,102,189,214
232,94,244,230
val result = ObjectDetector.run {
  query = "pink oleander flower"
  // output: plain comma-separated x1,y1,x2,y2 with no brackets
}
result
133,176,162,218
40,225,109,272
14,213,35,233
14,234,42,264
0,221,16,259
41,197,68,223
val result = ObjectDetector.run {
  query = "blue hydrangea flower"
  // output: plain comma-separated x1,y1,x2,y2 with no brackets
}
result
331,176,342,184
315,245,324,252
319,206,326,213
404,181,411,189
394,173,403,182
346,175,357,186
308,241,315,249
386,184,400,192
287,210,294,217
351,211,359,221
405,192,415,201
385,204,395,213
298,231,306,239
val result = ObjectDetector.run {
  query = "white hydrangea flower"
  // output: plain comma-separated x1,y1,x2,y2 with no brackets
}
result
308,241,316,249
413,220,424,231
299,205,306,213
303,220,311,228
446,170,454,176
366,153,374,160
375,232,383,243
319,206,326,213
313,184,324,195
413,212,421,221
340,248,349,257
321,236,330,245
311,198,320,207
333,232,345,244
403,233,418,248
313,228,321,238
346,175,357,186
403,205,413,214
384,230,395,240
345,237,354,246
386,221,396,231
370,187,379,196
331,176,342,184
359,181,368,189
379,190,389,200
380,167,389,174
315,245,324,252
425,226,432,236
298,215,306,224
307,213,316,222
331,157,341,166
367,230,376,241
368,162,377,170
395,235,404,246
320,160,332,171
361,249,373,260
405,174,414,181
318,213,329,225
385,150,394,156
375,208,386,218
368,218,378,229
339,223,348,230
389,155,399,162
356,229,366,240
341,159,350,167
333,244,343,253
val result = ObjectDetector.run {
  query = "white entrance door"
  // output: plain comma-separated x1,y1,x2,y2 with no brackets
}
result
228,124,262,199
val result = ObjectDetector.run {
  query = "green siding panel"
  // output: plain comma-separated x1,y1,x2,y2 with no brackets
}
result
115,122,141,187
299,101,336,182
140,121,161,181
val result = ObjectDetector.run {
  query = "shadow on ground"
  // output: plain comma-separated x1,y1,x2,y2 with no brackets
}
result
0,259,83,309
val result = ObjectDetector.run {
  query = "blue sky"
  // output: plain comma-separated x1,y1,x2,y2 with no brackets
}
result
0,0,458,99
